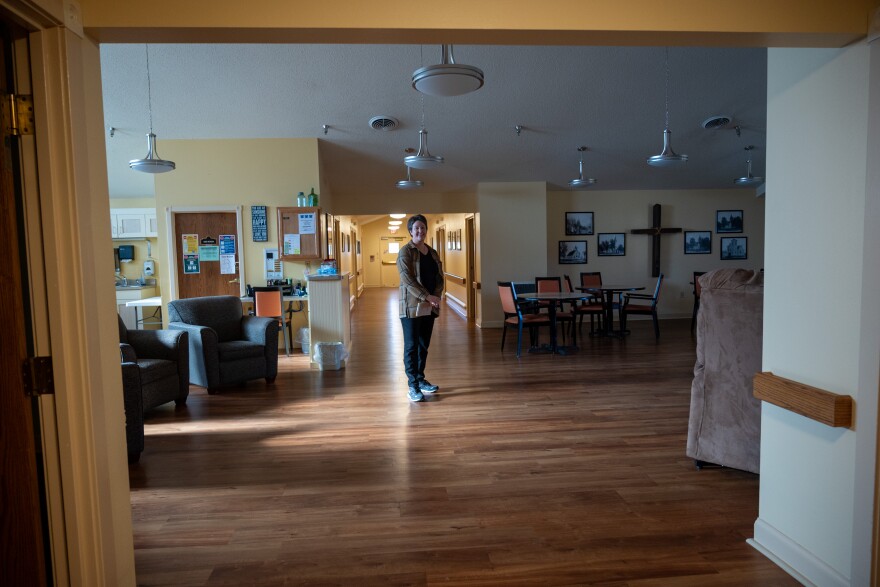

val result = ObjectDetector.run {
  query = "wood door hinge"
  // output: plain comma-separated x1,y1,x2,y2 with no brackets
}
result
22,356,54,396
3,94,35,137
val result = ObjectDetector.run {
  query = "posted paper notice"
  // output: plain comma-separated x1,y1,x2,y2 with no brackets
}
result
284,233,301,255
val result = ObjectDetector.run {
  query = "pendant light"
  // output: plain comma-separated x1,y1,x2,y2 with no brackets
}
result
568,146,597,189
734,145,764,186
412,45,484,97
404,93,444,169
396,165,424,189
647,48,688,167
129,44,176,173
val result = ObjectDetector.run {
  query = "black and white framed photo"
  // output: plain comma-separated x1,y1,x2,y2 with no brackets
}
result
720,236,748,260
597,233,625,256
565,212,594,235
684,231,712,254
716,210,743,233
559,240,587,264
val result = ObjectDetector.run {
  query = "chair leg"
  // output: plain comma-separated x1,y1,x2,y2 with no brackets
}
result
501,323,508,351
516,322,524,358
652,311,660,339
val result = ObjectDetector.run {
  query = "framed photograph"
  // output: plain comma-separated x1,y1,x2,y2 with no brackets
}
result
684,231,712,254
716,210,743,233
456,229,462,250
558,240,587,264
565,212,594,235
356,240,361,255
720,236,748,260
597,233,625,256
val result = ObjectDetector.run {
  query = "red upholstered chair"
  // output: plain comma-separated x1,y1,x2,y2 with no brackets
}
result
498,281,551,357
253,286,290,356
535,276,575,342
620,274,664,339
567,275,604,334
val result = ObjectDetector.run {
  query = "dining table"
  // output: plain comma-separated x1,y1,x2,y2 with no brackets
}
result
577,284,646,337
518,291,591,354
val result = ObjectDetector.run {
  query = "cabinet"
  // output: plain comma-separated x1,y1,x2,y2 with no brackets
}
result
111,208,158,239
277,206,322,260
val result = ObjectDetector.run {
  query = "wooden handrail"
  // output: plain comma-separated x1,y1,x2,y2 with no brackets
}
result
753,372,853,428
444,272,466,285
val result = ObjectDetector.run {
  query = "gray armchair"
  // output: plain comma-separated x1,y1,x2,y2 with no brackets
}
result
167,295,278,394
118,315,189,463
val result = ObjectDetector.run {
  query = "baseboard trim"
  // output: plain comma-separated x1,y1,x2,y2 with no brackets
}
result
749,518,849,587
444,293,467,320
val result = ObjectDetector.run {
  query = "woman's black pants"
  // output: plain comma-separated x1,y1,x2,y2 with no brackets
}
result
400,315,435,388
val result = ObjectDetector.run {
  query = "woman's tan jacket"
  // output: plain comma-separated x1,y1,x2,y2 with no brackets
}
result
397,241,444,318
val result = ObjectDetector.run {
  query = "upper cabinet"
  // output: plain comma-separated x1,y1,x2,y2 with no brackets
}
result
277,206,322,260
111,208,158,239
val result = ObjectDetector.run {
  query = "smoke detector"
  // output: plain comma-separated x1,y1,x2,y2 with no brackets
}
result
369,116,399,131
702,115,733,130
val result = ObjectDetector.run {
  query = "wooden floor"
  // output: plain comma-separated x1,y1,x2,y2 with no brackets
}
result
130,288,796,587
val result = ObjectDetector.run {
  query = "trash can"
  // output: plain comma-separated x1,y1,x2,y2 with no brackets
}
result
314,342,349,370
295,328,310,355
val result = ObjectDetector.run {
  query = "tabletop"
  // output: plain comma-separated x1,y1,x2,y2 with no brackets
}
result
240,295,309,303
520,292,590,301
125,296,162,307
577,284,646,292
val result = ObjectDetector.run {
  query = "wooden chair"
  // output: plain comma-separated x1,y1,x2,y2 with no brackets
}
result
566,275,604,334
620,274,664,339
498,281,550,357
691,271,707,332
253,286,290,356
535,276,575,342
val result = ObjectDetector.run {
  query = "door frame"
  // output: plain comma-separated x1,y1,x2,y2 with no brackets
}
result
164,205,246,301
465,215,476,323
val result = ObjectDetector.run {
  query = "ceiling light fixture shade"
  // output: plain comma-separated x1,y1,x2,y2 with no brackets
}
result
412,45,484,97
404,129,443,169
129,45,176,174
569,146,597,189
129,132,176,173
389,213,407,219
647,48,688,167
396,165,424,189
734,145,764,186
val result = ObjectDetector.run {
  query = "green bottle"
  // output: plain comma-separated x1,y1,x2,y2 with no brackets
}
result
307,187,318,207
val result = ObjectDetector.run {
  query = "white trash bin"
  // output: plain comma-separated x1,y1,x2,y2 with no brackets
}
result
314,342,349,370
295,328,310,355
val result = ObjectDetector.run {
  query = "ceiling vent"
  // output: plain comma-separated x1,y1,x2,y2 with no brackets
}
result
369,116,399,131
702,115,733,130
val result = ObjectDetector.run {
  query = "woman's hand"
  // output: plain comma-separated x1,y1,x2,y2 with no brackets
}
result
426,294,441,308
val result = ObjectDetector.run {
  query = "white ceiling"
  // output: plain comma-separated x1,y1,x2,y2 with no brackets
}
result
100,44,767,199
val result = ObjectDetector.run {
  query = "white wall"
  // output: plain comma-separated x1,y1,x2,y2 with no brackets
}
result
547,188,765,318
477,182,548,327
755,43,879,587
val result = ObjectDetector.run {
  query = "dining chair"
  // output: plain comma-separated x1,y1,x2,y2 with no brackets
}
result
498,281,551,357
691,271,707,333
536,276,576,342
566,275,604,334
620,273,664,339
253,286,290,356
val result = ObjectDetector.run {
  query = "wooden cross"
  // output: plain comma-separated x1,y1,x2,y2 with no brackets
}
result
630,204,682,277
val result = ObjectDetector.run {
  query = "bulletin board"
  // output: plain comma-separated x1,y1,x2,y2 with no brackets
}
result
277,206,322,260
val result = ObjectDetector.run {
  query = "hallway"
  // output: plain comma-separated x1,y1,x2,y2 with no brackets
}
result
129,288,795,586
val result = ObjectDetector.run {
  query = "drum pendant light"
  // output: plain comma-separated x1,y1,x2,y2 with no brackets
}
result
404,128,443,169
412,45,484,97
396,165,424,189
734,145,764,186
568,146,597,189
129,45,176,173
647,48,688,167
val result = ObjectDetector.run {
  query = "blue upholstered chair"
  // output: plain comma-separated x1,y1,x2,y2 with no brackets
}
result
167,295,279,394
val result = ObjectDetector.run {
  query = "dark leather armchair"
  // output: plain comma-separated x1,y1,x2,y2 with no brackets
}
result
167,295,279,393
118,315,189,463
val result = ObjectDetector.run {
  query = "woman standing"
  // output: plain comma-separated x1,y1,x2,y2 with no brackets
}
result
397,214,444,402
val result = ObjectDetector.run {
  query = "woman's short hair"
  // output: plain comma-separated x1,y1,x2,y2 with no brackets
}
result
407,214,428,233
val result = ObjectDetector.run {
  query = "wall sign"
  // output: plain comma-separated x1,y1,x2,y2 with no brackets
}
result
251,205,268,242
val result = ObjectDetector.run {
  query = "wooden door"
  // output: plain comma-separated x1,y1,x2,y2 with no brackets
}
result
174,212,241,299
466,216,476,323
0,22,48,586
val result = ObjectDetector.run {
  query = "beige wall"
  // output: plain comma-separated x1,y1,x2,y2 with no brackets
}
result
547,188,765,318
154,138,321,297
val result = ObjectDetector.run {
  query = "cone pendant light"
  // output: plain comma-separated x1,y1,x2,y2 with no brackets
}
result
396,165,424,189
734,145,764,186
647,48,687,167
129,45,176,173
404,128,444,169
568,146,597,189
